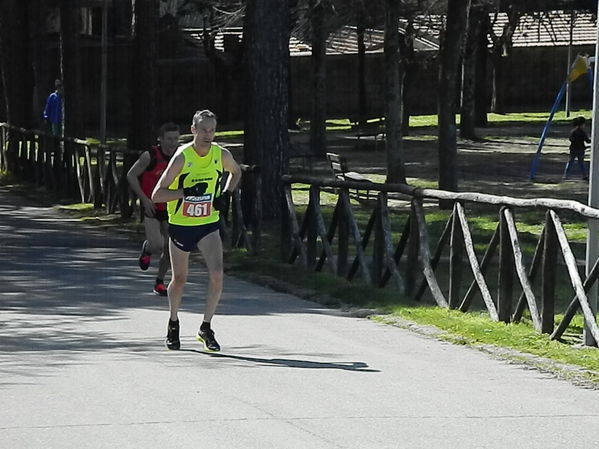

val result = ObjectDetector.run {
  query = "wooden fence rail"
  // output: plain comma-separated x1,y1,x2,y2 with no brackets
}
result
281,174,599,346
0,122,261,254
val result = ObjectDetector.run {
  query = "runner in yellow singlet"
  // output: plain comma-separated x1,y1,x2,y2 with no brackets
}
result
152,110,241,351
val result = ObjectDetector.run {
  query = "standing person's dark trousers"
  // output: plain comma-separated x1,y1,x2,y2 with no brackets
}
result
563,149,588,180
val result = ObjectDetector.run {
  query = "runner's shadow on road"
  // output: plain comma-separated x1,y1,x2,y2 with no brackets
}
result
182,349,379,372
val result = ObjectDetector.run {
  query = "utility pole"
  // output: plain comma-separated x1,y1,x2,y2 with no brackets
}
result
584,4,599,346
565,10,575,117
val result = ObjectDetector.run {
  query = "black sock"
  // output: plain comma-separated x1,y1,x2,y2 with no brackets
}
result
200,321,211,332
156,277,163,285
169,318,179,326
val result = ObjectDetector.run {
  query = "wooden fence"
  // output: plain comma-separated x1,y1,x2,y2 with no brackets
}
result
281,174,599,345
0,122,261,254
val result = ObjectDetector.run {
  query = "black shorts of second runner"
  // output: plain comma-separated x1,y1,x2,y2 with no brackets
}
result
143,208,169,222
168,221,221,252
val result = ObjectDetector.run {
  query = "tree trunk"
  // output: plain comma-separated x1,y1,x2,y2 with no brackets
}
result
488,7,520,115
474,13,489,127
60,0,84,138
288,0,299,129
30,1,53,130
438,0,470,197
243,0,289,219
460,2,483,139
490,49,505,114
129,0,158,152
309,0,327,156
0,0,33,172
202,17,243,124
126,0,158,217
399,18,415,136
0,69,5,122
357,18,367,126
384,0,406,184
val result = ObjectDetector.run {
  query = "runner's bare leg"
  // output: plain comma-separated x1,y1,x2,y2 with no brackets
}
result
167,239,190,321
157,220,170,280
197,230,224,323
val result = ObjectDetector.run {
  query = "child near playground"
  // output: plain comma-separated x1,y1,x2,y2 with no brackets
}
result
563,116,591,181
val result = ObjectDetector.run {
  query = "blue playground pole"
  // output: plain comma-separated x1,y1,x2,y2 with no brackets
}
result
529,82,567,180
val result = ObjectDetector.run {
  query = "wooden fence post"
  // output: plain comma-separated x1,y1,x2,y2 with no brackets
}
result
541,211,558,334
280,186,291,262
405,201,419,296
449,202,464,309
498,207,514,323
95,146,106,208
251,170,262,255
372,193,384,286
66,140,74,195
337,196,349,277
306,186,319,269
0,125,5,171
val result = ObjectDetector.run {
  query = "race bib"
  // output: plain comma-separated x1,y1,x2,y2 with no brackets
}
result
182,194,212,218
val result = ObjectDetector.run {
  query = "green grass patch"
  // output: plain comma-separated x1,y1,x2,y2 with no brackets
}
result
216,130,244,138
86,137,127,145
374,307,599,376
228,250,401,309
407,110,592,128
58,202,95,212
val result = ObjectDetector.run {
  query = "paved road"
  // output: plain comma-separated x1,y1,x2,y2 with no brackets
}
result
2,186,599,449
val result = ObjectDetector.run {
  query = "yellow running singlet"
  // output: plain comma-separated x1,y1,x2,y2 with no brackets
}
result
167,143,224,226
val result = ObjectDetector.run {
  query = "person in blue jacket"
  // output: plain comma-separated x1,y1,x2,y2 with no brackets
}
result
43,79,63,136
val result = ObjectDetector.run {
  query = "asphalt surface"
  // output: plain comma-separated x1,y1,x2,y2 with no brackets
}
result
2,185,599,449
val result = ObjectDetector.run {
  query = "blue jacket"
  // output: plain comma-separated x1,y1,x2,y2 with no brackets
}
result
43,92,62,124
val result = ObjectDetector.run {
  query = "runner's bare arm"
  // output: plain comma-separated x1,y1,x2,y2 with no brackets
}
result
126,151,151,199
221,148,242,193
127,152,156,217
151,153,185,203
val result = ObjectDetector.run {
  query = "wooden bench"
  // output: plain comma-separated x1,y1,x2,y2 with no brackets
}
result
326,152,373,201
350,118,386,151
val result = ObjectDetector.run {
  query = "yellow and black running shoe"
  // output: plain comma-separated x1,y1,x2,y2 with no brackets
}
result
197,327,220,352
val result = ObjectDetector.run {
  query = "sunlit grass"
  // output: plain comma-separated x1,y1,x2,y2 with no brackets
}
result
58,202,94,211
407,109,592,128
374,308,599,376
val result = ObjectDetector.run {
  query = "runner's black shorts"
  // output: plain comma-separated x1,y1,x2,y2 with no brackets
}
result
143,208,169,222
168,221,220,252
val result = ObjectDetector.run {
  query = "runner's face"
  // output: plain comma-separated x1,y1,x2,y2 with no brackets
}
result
192,118,216,148
159,131,180,154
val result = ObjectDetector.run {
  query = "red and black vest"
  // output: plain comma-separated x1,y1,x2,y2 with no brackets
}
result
139,145,170,211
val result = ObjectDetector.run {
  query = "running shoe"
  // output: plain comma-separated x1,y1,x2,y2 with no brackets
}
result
153,282,167,296
166,320,180,350
138,240,151,271
197,327,220,352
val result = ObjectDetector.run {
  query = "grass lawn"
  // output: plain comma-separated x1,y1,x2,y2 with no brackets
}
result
325,109,592,131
